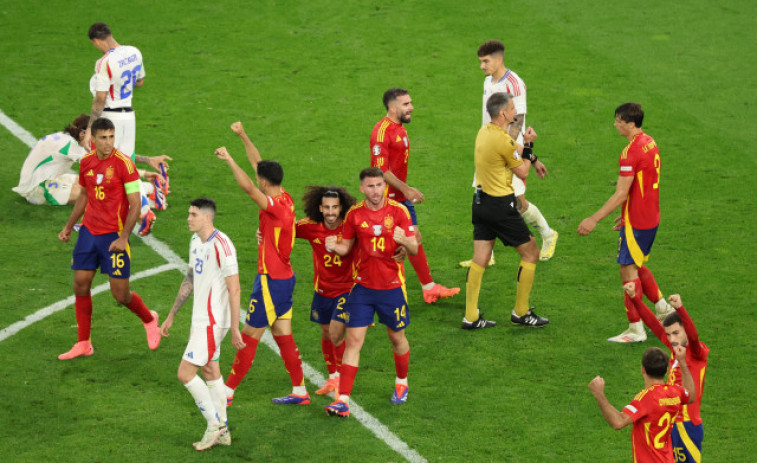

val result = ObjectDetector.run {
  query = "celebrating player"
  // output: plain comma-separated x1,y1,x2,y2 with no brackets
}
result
588,346,695,462
87,22,170,235
463,92,549,330
215,121,308,406
578,103,675,343
57,117,161,360
461,40,558,267
624,286,709,462
323,168,418,417
295,186,357,396
159,198,245,451
370,88,459,304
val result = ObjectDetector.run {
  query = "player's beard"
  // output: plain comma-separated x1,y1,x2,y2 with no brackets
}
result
400,113,411,124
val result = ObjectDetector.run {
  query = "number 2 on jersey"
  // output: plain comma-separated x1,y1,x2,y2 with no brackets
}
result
119,64,142,99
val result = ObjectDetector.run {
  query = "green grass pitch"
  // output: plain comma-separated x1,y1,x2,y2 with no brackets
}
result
0,1,755,461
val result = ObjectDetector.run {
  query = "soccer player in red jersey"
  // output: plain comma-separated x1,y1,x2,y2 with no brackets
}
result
57,117,160,359
370,88,459,304
323,168,418,417
578,103,676,343
295,186,357,396
589,346,696,463
625,285,709,462
214,121,308,406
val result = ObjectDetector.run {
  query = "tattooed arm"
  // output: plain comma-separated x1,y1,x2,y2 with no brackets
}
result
160,266,194,337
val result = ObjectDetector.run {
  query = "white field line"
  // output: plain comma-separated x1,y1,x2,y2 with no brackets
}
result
0,263,180,342
1,110,427,463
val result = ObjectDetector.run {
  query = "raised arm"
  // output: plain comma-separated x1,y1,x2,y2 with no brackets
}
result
230,121,263,171
673,346,697,404
624,283,669,346
214,146,269,210
588,376,633,430
669,295,704,358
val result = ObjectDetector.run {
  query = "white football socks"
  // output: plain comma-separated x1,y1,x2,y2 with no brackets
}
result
206,376,227,426
521,203,554,238
185,375,220,427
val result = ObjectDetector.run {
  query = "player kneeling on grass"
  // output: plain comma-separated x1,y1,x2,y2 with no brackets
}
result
159,198,245,451
57,117,160,359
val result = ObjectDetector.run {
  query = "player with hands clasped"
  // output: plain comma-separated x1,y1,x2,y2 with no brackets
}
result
323,168,418,418
159,198,244,451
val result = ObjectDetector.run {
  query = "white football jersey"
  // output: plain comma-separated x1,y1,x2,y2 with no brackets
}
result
189,230,239,328
12,132,87,195
90,45,145,109
482,69,527,133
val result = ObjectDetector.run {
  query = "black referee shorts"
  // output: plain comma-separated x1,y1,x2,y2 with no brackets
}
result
472,190,532,247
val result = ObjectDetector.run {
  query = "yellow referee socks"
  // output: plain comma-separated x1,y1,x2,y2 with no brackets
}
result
465,262,485,321
514,261,536,316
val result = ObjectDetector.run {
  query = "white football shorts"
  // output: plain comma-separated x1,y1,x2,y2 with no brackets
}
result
182,324,229,367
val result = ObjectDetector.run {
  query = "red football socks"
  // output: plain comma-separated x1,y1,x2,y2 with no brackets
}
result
637,266,664,303
338,364,359,397
321,338,337,375
126,292,152,323
226,333,258,389
275,334,305,387
393,350,410,380
408,245,433,286
623,279,643,323
75,294,93,342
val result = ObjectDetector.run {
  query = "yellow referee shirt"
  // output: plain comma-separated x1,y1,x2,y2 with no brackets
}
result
474,123,523,196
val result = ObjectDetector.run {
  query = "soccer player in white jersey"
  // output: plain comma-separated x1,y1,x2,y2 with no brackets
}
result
159,198,246,451
13,114,89,205
460,40,559,266
87,22,165,235
12,113,168,211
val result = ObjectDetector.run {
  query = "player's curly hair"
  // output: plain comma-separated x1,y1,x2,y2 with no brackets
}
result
477,40,505,57
64,114,89,140
301,185,356,222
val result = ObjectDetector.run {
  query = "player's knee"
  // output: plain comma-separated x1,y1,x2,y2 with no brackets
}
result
112,289,132,305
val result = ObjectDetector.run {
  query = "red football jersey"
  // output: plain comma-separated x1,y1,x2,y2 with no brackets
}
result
370,117,410,202
78,149,139,235
634,303,709,426
296,219,354,298
342,199,414,290
258,190,295,279
623,383,690,463
619,132,661,229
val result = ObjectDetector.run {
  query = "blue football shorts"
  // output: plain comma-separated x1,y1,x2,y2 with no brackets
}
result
71,225,131,279
245,274,296,328
344,284,410,331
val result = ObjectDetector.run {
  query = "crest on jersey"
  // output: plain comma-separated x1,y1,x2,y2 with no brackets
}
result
383,216,394,230
372,225,382,236
372,145,381,156
105,166,115,182
403,137,408,147
96,174,104,185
